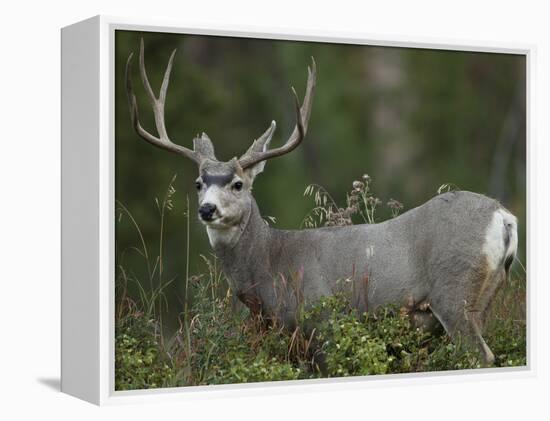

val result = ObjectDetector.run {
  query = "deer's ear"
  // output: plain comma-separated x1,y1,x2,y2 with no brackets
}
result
241,121,276,181
193,133,217,161
244,159,267,181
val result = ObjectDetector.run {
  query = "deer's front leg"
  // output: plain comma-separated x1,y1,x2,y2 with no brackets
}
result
236,289,262,317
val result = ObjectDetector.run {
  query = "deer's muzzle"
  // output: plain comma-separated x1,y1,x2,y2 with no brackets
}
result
199,203,217,221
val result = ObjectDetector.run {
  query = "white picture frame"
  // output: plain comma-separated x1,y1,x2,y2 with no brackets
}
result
61,15,534,406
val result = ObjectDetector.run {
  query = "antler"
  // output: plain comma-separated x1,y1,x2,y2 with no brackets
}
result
238,58,317,170
125,39,200,163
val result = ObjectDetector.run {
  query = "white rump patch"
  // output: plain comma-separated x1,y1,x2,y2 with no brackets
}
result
483,209,518,272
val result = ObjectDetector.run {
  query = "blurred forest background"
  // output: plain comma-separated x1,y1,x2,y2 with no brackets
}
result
115,31,526,329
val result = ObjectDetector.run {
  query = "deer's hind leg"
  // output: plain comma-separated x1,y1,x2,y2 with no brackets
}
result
461,265,507,365
428,263,499,366
477,268,507,330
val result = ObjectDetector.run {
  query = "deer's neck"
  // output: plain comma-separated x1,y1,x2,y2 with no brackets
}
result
209,198,271,299
207,197,270,255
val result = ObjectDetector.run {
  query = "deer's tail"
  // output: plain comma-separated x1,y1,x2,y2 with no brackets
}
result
501,209,518,275
483,208,518,277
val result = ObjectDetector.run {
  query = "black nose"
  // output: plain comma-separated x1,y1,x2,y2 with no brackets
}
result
199,203,217,221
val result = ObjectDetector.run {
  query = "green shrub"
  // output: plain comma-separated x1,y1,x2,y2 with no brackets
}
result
115,281,526,389
485,276,527,368
211,355,301,384
185,276,302,385
363,306,433,373
115,316,174,390
303,294,388,376
486,314,527,367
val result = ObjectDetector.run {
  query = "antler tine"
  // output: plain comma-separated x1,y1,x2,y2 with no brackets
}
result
125,39,199,163
239,57,317,169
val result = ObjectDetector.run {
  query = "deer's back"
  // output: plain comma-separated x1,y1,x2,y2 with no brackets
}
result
269,191,503,312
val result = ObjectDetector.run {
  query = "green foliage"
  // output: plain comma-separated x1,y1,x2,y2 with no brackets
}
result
115,316,174,390
115,277,526,390
487,318,527,368
484,276,527,368
210,356,301,384
300,293,494,376
115,275,526,390
423,337,482,371
185,273,303,385
304,294,389,376
362,306,432,373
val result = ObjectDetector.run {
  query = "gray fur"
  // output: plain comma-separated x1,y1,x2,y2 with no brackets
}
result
193,133,217,161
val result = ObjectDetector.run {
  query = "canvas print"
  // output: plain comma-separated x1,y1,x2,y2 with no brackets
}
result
114,30,526,390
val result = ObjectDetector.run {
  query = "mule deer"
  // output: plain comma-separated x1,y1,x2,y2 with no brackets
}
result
125,40,518,365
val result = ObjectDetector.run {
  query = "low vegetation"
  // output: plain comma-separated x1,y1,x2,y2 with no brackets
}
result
115,176,526,390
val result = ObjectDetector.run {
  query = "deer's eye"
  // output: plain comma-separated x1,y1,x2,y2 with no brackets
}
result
195,181,202,190
233,181,243,191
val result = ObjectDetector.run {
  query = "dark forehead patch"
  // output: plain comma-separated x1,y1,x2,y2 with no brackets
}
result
201,171,234,187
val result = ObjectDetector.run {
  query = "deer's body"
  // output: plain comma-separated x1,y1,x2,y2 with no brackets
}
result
126,40,518,365
213,190,516,341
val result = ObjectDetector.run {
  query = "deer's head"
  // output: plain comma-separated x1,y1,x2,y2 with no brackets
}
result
125,40,316,232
